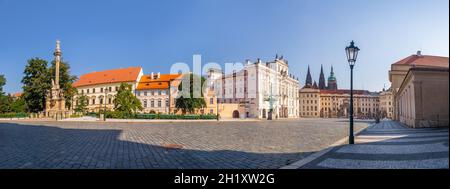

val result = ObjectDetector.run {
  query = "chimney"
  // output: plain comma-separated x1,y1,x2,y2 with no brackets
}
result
246,59,251,65
417,50,422,56
151,72,154,79
257,58,262,64
157,72,160,79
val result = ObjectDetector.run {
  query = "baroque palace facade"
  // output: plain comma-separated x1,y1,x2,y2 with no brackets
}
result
299,65,382,119
209,55,300,118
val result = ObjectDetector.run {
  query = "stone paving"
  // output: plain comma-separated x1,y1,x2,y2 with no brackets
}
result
0,118,370,169
300,120,449,169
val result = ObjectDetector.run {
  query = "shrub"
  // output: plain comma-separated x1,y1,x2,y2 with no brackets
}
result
0,112,29,118
86,112,98,118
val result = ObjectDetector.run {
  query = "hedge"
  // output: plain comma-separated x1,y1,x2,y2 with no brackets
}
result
139,114,217,120
0,112,29,118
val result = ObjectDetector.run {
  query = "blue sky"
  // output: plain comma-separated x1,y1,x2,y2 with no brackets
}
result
0,0,448,93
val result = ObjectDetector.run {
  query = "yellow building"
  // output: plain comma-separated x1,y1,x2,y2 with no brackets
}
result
379,88,394,119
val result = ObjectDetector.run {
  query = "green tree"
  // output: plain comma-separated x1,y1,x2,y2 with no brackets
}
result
0,95,12,113
0,75,11,113
0,74,5,95
22,58,51,113
75,94,88,114
10,96,26,113
175,73,206,114
113,83,143,117
49,60,77,109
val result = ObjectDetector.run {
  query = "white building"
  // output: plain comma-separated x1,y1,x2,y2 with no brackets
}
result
73,67,143,112
210,55,300,118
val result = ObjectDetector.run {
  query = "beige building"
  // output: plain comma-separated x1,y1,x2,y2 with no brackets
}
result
135,72,181,114
379,88,394,119
73,67,144,112
396,67,449,127
299,87,380,119
299,65,380,119
299,87,321,117
389,51,449,128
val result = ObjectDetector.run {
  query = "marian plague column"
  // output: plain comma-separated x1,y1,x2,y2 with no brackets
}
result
45,40,67,119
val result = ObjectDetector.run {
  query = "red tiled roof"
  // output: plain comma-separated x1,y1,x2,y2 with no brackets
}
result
393,55,449,68
73,67,142,87
320,89,369,95
136,74,182,90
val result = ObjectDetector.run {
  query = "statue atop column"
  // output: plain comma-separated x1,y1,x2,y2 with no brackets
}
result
45,39,68,119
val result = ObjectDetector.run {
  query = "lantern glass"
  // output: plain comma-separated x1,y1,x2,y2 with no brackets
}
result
345,41,359,66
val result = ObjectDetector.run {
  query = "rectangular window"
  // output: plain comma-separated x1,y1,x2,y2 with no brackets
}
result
92,99,95,105
158,100,161,107
165,99,169,107
93,88,96,93
144,91,147,96
101,88,103,93
100,99,103,104
210,98,214,104
210,109,214,114
108,98,112,104
158,90,162,95
109,87,112,92
87,89,90,94
143,100,147,108
151,100,154,107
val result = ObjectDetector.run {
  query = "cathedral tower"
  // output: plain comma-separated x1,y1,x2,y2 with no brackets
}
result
327,66,338,90
319,64,326,89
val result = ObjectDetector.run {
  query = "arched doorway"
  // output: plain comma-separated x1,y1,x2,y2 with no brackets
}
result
232,110,240,118
262,109,266,118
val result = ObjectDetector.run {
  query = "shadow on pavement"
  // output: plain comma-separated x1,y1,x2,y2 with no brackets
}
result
0,122,314,169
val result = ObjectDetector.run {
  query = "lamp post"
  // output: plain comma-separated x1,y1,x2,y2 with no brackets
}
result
345,40,360,144
104,88,109,121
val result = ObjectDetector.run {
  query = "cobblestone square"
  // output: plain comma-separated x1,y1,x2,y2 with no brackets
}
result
0,119,369,169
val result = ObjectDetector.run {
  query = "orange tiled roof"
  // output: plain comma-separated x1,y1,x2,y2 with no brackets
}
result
393,54,449,68
12,92,23,98
136,74,182,90
73,67,142,87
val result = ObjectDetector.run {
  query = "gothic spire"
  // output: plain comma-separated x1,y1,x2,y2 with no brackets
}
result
319,64,326,89
305,65,312,86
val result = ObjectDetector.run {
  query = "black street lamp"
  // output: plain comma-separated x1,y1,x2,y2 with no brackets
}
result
345,40,360,144
104,88,109,121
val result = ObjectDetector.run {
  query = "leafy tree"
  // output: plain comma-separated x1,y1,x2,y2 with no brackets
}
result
0,74,5,95
175,73,206,114
113,83,143,117
22,58,51,113
74,94,88,114
0,75,13,113
0,95,12,113
10,96,26,113
49,59,77,109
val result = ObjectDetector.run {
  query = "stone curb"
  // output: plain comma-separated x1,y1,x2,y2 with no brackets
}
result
280,122,375,169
